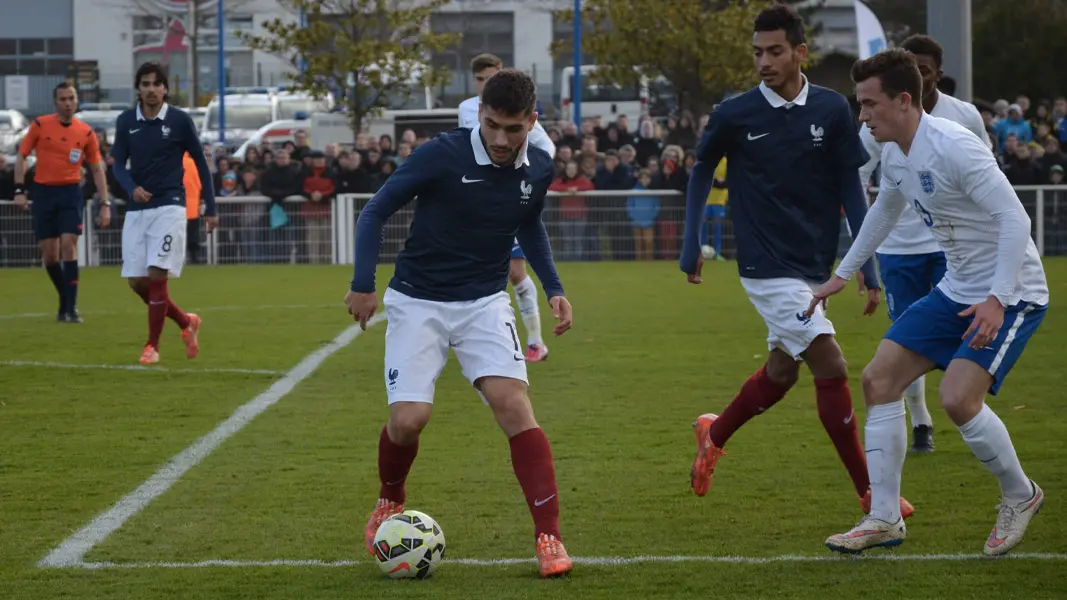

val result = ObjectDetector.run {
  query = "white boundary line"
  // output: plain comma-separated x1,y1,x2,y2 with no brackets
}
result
1,360,286,376
37,314,386,569
0,304,338,321
66,552,1067,569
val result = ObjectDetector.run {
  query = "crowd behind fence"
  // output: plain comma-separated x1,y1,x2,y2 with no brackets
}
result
2,186,1067,269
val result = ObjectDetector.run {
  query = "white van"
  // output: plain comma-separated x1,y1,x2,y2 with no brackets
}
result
201,91,274,148
559,65,674,125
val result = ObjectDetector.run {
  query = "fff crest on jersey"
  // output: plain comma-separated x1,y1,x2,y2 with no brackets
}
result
519,180,532,202
810,124,824,146
918,171,935,194
161,125,171,139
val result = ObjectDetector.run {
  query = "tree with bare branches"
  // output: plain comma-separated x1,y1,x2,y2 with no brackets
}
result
239,0,456,135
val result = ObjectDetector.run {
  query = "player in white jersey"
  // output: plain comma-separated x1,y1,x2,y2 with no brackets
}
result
856,35,992,454
459,53,556,363
812,49,1047,556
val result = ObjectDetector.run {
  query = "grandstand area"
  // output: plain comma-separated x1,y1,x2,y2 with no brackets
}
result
1,260,1064,599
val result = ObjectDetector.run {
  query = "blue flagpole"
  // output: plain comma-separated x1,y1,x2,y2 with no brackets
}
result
298,6,307,75
217,0,226,143
572,0,582,127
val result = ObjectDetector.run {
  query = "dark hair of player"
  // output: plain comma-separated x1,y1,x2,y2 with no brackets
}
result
754,3,807,47
134,61,170,100
53,81,75,99
900,34,943,69
480,68,536,117
470,53,503,75
851,48,924,105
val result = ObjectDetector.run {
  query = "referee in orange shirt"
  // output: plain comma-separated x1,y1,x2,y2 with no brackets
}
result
14,82,111,323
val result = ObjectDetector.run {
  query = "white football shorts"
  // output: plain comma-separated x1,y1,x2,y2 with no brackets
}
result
382,287,529,404
121,205,188,278
740,277,836,359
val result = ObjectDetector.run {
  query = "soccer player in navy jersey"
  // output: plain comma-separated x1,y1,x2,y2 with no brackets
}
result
111,62,217,366
345,69,574,578
680,4,915,519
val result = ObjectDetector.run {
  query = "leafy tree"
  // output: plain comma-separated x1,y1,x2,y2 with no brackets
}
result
240,0,456,134
552,0,820,116
972,0,1067,101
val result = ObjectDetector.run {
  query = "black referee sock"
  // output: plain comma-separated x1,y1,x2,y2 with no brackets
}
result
45,263,66,312
63,260,79,313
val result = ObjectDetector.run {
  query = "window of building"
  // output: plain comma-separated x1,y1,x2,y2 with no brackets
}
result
430,12,514,105
19,39,46,56
0,37,74,76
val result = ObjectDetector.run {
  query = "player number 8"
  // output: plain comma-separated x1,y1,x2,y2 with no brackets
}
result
161,234,173,253
912,199,934,228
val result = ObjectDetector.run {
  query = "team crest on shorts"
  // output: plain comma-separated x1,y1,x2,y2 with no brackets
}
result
918,171,935,194
68,148,81,164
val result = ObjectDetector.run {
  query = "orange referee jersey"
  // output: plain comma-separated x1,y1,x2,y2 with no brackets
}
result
18,114,102,186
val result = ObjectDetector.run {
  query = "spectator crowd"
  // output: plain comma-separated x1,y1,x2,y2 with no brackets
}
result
3,91,1067,267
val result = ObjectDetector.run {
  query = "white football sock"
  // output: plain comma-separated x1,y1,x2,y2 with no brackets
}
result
512,276,543,347
865,400,907,523
959,404,1033,504
904,376,933,428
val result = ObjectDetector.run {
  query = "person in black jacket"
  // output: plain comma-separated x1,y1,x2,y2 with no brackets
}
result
257,149,305,263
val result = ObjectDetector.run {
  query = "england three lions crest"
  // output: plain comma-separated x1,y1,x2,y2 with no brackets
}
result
918,171,935,194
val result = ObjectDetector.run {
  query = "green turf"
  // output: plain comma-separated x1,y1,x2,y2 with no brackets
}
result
1,262,1065,599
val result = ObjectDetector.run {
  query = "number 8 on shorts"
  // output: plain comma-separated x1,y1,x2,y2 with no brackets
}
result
121,205,188,278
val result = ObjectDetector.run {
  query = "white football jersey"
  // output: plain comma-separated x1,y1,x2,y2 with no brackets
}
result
459,96,556,158
839,114,1048,307
858,91,991,255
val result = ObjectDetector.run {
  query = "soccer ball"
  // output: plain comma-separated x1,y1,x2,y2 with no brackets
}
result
372,510,447,579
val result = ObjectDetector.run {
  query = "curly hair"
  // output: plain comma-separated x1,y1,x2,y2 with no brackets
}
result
480,68,536,117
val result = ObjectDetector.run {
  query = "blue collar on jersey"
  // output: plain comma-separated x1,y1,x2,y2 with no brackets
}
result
470,124,531,169
758,75,810,109
136,102,170,121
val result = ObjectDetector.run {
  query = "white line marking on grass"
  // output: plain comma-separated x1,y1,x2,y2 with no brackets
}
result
69,552,1067,570
0,304,338,320
0,361,286,376
37,314,386,569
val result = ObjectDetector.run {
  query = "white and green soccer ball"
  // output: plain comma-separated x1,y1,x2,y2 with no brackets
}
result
372,510,447,579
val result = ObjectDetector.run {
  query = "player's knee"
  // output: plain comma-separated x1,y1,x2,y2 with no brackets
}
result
480,377,537,437
861,362,897,406
937,380,981,424
40,241,59,265
387,403,432,445
765,353,800,389
803,335,849,379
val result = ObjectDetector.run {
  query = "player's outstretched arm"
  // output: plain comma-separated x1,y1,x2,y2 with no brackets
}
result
836,179,907,281
839,166,881,290
515,192,569,335
680,160,714,281
181,114,217,219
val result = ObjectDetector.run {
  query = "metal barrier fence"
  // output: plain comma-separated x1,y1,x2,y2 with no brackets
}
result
2,186,1067,268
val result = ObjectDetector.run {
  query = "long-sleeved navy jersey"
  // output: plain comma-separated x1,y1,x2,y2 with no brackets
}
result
111,103,216,215
681,78,878,286
351,126,564,302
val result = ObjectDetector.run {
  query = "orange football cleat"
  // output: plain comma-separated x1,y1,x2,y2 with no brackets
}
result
139,344,160,365
536,533,572,578
181,313,201,359
364,498,404,555
690,413,727,497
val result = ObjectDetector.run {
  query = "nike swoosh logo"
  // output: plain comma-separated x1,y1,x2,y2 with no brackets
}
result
747,132,769,140
461,176,484,183
385,479,405,486
534,494,556,507
129,129,140,134
513,354,524,362
844,413,853,425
